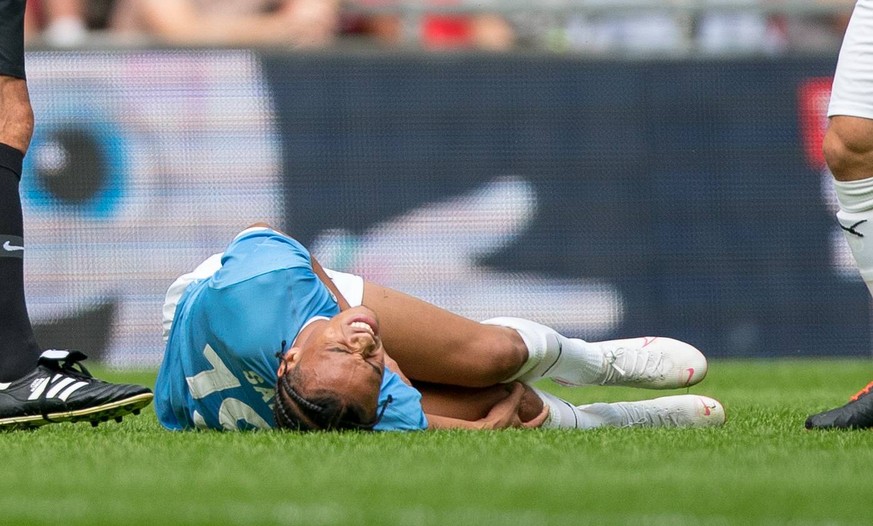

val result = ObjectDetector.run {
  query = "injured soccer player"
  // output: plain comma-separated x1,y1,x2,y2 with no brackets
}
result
156,223,726,432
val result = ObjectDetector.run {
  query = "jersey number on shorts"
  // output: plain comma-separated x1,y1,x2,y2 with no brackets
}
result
186,344,270,430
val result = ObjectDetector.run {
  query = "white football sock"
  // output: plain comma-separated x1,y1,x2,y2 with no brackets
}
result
481,317,603,384
532,388,616,429
834,177,873,296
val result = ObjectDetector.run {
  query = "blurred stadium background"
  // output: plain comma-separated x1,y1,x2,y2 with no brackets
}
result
19,0,866,367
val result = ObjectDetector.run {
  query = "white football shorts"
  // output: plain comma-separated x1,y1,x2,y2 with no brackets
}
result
828,0,873,119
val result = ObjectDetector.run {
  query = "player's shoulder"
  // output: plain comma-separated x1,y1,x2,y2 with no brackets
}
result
225,229,311,266
208,232,312,291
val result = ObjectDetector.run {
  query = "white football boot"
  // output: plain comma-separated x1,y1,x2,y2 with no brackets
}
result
579,394,725,428
552,337,707,389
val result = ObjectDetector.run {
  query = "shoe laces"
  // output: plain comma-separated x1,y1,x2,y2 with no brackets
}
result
38,350,96,382
600,347,665,385
850,380,873,402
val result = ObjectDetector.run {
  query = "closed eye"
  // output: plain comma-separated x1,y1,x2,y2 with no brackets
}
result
325,347,382,377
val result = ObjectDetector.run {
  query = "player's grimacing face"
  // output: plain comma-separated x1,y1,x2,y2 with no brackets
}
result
286,307,386,412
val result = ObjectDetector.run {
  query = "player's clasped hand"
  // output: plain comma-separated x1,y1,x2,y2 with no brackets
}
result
475,383,549,430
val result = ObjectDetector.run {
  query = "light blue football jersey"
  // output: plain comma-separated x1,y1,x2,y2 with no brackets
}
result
155,228,427,432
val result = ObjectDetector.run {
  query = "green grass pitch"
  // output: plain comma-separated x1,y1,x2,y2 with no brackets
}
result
2,359,873,526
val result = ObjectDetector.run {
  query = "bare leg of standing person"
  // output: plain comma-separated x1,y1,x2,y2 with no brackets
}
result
806,0,873,430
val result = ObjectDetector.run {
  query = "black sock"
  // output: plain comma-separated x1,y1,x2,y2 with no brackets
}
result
0,142,40,382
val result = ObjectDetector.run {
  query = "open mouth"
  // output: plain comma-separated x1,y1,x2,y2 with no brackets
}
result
348,314,379,338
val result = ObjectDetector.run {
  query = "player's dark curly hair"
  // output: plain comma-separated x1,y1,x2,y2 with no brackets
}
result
273,365,385,432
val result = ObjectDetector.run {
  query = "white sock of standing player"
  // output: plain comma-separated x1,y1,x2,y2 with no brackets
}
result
482,317,707,389
834,177,873,297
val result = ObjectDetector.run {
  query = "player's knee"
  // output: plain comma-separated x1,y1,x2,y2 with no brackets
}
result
0,78,34,153
823,127,852,179
823,118,873,181
465,327,528,386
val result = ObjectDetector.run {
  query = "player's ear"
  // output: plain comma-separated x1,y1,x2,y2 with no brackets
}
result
277,347,302,376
